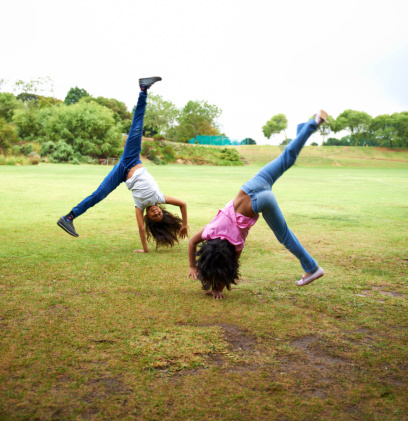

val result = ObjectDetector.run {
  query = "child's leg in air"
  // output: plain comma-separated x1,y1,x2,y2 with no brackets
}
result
120,91,147,169
258,118,318,187
68,92,148,220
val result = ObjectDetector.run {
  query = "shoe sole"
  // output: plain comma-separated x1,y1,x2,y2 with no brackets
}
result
57,219,79,237
296,267,324,286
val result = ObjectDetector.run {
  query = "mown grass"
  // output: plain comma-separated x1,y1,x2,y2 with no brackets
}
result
0,151,407,420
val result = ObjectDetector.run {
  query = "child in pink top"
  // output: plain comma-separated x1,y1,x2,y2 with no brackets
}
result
201,200,259,251
188,112,327,299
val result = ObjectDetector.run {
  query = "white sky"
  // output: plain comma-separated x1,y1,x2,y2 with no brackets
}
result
2,0,408,145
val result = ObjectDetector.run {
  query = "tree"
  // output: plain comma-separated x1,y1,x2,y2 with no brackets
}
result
41,101,123,158
64,86,90,105
334,110,372,146
0,118,18,154
0,92,23,122
392,112,408,147
176,100,222,143
80,95,131,122
262,114,288,142
12,107,42,140
144,94,179,139
371,114,397,147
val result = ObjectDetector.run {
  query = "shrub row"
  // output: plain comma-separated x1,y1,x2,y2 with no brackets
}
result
141,141,243,166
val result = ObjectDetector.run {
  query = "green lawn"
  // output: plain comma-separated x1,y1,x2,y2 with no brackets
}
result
1,158,407,420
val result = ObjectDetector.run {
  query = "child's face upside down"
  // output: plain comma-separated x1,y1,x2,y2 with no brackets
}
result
146,205,163,222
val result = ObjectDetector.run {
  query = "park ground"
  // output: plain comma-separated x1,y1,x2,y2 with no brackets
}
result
0,146,407,420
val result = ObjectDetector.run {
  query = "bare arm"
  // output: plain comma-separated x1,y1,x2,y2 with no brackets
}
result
164,195,188,238
134,207,149,253
188,228,205,280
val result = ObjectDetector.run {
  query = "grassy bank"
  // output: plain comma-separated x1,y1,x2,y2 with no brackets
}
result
0,162,407,420
234,145,408,168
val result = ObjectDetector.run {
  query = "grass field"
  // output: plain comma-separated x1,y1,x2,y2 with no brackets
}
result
1,148,407,420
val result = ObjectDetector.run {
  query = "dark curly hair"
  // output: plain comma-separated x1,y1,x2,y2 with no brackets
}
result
196,238,240,291
144,207,182,249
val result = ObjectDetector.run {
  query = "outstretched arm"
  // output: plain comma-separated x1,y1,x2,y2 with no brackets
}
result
134,207,149,253
188,228,204,280
164,196,188,238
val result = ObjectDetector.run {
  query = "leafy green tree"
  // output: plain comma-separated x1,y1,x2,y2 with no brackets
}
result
0,92,23,122
41,101,123,158
12,107,42,140
262,114,288,142
49,140,75,162
64,86,90,105
176,100,222,143
144,94,179,139
0,118,19,153
392,112,408,147
334,110,372,146
371,114,397,147
80,95,131,122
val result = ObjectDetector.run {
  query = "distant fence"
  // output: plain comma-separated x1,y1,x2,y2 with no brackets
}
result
188,136,254,146
98,157,120,165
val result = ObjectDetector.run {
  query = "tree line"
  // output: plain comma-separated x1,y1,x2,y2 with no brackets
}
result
262,110,408,147
1,77,406,164
0,78,223,162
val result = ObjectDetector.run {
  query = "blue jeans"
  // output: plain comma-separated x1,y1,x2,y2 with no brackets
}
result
242,119,319,273
72,92,147,217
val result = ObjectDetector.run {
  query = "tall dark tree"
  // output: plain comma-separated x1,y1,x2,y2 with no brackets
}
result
64,86,90,105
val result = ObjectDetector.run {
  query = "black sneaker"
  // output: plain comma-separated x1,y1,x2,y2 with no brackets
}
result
57,216,79,237
139,76,162,89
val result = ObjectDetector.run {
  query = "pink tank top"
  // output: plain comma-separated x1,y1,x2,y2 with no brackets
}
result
202,200,259,251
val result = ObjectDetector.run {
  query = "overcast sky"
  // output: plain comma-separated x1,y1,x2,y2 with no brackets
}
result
2,0,408,144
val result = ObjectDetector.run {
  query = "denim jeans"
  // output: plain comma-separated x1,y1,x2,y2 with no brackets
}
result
72,92,147,217
241,119,319,273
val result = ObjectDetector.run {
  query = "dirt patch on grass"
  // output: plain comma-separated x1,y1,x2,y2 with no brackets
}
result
218,324,257,352
358,286,405,298
290,335,348,366
85,376,133,399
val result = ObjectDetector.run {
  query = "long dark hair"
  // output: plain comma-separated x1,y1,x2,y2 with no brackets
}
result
144,207,182,249
196,238,240,291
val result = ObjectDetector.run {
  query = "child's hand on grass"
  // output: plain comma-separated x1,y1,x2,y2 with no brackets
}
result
178,225,189,239
188,267,198,280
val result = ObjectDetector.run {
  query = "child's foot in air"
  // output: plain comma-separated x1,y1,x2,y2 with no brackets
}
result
57,215,79,237
296,267,324,286
139,76,162,92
